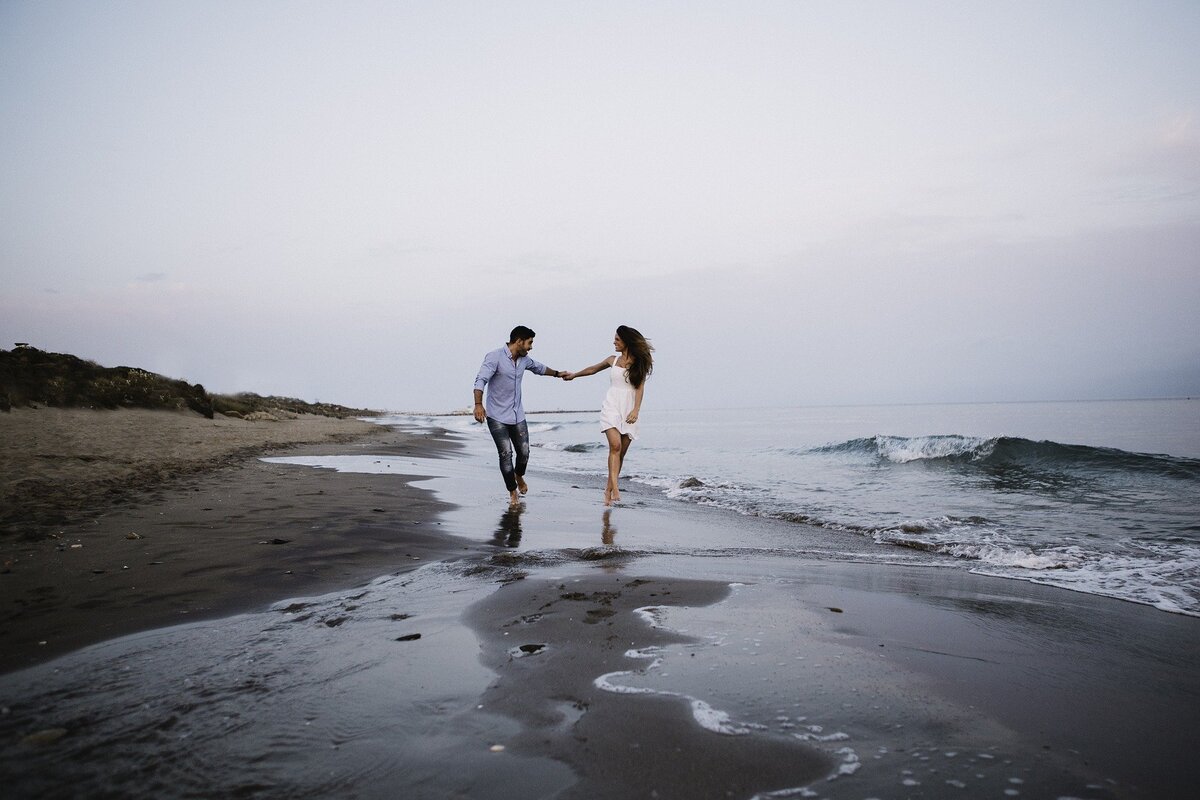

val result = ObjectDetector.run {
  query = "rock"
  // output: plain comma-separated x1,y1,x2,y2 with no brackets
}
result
513,643,546,656
679,477,705,488
125,532,142,540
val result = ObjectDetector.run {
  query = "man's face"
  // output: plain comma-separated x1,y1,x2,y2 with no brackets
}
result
513,337,535,357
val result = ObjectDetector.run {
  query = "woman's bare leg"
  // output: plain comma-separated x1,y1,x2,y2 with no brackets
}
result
604,428,623,505
614,434,634,503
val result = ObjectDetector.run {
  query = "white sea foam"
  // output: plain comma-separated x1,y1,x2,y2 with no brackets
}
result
593,671,662,695
749,789,820,799
872,526,1077,571
635,605,677,629
974,543,1200,617
593,662,753,736
831,746,862,777
690,699,751,735
872,434,995,463
792,730,851,743
593,613,756,738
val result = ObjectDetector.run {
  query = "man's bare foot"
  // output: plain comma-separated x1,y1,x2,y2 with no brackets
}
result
516,475,528,495
509,490,520,507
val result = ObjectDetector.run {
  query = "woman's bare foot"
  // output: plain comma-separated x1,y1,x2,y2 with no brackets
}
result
516,475,528,495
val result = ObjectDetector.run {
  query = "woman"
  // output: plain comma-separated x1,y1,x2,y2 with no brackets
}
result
562,325,654,505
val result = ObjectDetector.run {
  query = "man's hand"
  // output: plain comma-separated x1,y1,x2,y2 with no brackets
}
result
473,405,486,423
561,372,575,381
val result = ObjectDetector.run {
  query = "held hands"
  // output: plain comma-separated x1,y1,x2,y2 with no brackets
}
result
560,372,576,381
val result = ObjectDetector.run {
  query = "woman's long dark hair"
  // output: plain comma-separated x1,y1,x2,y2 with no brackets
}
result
617,325,654,389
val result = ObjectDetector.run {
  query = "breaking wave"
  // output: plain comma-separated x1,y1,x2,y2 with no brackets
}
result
808,435,1200,477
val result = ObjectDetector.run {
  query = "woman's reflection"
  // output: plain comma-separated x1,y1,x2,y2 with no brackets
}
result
492,503,524,548
601,508,617,545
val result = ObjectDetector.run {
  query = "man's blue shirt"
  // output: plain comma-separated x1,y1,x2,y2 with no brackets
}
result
474,345,547,424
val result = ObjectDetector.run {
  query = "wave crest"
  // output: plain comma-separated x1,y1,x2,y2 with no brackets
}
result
810,435,1200,476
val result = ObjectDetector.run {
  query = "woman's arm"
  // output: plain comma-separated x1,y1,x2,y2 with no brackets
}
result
627,381,645,424
561,356,614,381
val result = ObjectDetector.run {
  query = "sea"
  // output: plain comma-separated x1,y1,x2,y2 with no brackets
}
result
403,398,1200,617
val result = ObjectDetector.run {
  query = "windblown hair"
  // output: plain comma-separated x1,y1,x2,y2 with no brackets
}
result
509,325,536,343
616,325,654,389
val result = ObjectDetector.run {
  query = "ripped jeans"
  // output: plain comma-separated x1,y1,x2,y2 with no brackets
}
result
486,417,530,493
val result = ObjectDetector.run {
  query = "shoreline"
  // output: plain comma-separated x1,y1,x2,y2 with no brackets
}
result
0,409,481,673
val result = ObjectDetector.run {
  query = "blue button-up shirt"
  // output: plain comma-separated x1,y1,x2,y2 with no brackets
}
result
474,345,547,424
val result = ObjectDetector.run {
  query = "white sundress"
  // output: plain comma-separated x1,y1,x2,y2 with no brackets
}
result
600,355,638,439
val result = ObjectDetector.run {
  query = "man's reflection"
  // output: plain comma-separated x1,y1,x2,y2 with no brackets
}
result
601,508,617,545
492,503,524,547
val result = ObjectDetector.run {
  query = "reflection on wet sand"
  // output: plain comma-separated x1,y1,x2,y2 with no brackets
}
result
601,508,616,545
492,503,524,547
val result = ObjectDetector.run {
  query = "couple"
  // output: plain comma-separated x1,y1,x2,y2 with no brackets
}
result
473,324,654,507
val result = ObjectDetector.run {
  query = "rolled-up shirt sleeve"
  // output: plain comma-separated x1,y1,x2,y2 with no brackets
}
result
527,358,548,376
474,350,499,391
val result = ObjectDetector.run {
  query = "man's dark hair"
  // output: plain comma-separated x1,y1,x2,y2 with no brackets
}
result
509,325,536,343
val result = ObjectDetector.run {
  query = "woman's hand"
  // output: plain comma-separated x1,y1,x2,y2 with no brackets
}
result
561,372,575,381
625,410,639,424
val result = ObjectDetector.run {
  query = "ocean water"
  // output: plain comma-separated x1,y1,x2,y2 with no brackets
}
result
405,399,1200,617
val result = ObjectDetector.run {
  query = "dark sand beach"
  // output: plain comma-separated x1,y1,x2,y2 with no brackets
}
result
2,411,1198,799
0,408,479,672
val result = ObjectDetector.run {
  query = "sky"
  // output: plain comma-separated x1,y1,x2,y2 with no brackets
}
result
2,0,1198,412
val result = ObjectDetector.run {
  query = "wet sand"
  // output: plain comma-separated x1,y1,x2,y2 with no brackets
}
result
0,408,481,672
452,486,1200,799
466,572,835,798
2,415,1199,798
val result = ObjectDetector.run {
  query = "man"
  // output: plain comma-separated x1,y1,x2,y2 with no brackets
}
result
473,325,566,506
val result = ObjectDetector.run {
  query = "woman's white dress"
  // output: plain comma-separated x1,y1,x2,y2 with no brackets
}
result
600,356,638,439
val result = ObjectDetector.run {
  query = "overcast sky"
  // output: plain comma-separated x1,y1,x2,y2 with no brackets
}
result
2,0,1198,412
